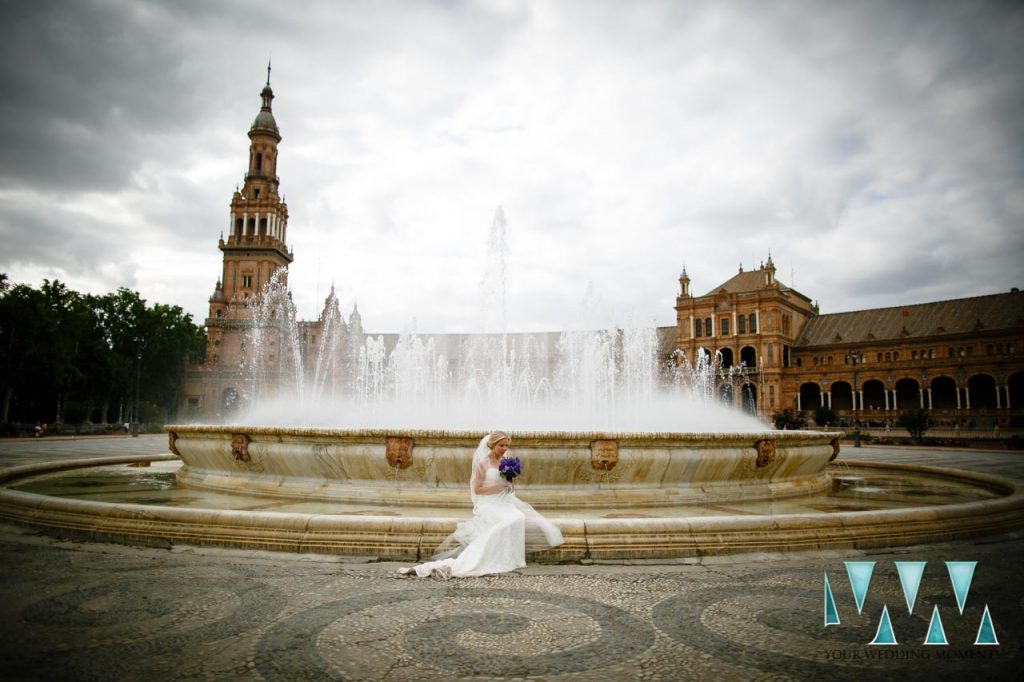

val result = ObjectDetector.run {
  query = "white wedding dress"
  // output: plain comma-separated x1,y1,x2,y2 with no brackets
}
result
400,465,564,578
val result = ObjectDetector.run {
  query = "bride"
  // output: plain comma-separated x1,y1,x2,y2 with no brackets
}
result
399,431,564,578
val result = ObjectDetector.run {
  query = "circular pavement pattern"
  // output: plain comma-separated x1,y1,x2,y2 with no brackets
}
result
256,586,656,679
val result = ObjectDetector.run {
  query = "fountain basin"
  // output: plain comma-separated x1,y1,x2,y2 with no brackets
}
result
1,454,1023,561
166,426,839,507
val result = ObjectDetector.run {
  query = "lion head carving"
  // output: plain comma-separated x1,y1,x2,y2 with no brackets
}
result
386,436,414,469
754,439,776,468
590,439,619,471
231,433,251,462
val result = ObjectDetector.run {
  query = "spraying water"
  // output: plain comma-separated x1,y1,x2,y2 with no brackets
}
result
233,210,767,433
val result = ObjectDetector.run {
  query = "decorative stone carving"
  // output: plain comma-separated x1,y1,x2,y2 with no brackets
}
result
231,433,251,462
591,439,619,471
168,431,180,456
386,436,414,469
829,438,841,462
754,439,776,468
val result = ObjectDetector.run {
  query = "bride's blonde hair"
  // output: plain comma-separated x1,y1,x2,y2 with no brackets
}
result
486,431,511,448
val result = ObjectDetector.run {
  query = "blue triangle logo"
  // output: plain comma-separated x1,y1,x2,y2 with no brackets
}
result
869,604,898,645
824,571,840,626
894,561,926,614
845,561,875,614
946,561,976,615
975,605,999,646
924,604,948,645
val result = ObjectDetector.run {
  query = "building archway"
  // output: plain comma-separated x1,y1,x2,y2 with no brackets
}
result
862,379,886,412
719,383,734,405
968,374,997,409
799,382,821,411
830,381,854,411
1010,372,1024,410
931,376,958,410
740,346,757,369
741,383,757,415
718,348,734,369
895,378,920,410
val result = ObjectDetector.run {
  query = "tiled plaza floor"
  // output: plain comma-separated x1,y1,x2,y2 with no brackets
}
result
0,436,1021,680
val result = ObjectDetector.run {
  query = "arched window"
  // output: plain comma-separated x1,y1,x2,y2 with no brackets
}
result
705,318,713,336
738,316,746,334
695,319,702,337
749,313,757,333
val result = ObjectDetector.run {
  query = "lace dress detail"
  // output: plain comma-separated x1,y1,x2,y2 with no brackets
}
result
400,467,563,578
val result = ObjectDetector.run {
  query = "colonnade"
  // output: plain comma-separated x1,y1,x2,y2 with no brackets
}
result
798,380,1013,411
229,211,286,241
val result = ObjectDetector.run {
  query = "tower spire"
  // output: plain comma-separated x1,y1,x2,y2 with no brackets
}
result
266,58,272,87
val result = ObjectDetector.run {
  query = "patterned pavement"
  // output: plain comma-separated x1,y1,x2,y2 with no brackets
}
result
0,436,1021,681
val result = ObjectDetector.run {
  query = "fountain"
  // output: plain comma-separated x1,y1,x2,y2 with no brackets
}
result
1,228,1023,560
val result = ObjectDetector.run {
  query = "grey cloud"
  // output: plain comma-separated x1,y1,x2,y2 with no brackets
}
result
0,198,138,287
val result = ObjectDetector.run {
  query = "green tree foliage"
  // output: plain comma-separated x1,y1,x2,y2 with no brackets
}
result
813,405,837,427
898,408,930,442
0,275,205,426
772,408,807,430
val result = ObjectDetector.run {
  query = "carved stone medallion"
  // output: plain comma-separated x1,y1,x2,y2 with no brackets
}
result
829,438,841,462
590,439,619,471
231,433,251,462
386,436,414,469
754,439,776,468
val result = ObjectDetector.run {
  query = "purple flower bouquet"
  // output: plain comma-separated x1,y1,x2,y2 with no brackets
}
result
498,456,521,482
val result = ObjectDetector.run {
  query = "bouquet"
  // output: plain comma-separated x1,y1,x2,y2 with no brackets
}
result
498,456,521,482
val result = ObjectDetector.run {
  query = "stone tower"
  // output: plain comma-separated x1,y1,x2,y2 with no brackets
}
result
188,67,295,417
211,62,293,320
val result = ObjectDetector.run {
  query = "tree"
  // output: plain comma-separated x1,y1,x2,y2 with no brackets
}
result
1,280,204,426
898,408,930,442
813,405,837,427
0,282,56,423
772,408,807,430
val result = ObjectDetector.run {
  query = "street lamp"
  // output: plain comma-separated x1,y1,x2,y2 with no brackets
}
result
846,351,861,448
132,351,141,438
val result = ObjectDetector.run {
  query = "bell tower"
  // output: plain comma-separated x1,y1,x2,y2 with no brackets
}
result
209,63,293,321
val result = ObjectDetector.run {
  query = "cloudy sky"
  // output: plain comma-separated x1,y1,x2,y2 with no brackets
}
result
1,0,1022,333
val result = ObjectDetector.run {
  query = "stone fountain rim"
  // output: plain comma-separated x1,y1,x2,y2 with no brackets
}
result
164,424,834,442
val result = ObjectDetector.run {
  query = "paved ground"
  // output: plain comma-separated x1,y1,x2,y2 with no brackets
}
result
0,436,1021,681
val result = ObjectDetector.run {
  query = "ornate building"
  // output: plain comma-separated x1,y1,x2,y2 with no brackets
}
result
183,78,1024,429
675,263,1024,428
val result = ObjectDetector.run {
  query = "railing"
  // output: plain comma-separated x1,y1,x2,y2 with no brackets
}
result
816,425,1024,441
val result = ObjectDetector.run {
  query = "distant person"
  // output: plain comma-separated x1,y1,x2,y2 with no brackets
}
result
399,431,563,578
34,424,42,438
124,422,130,433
